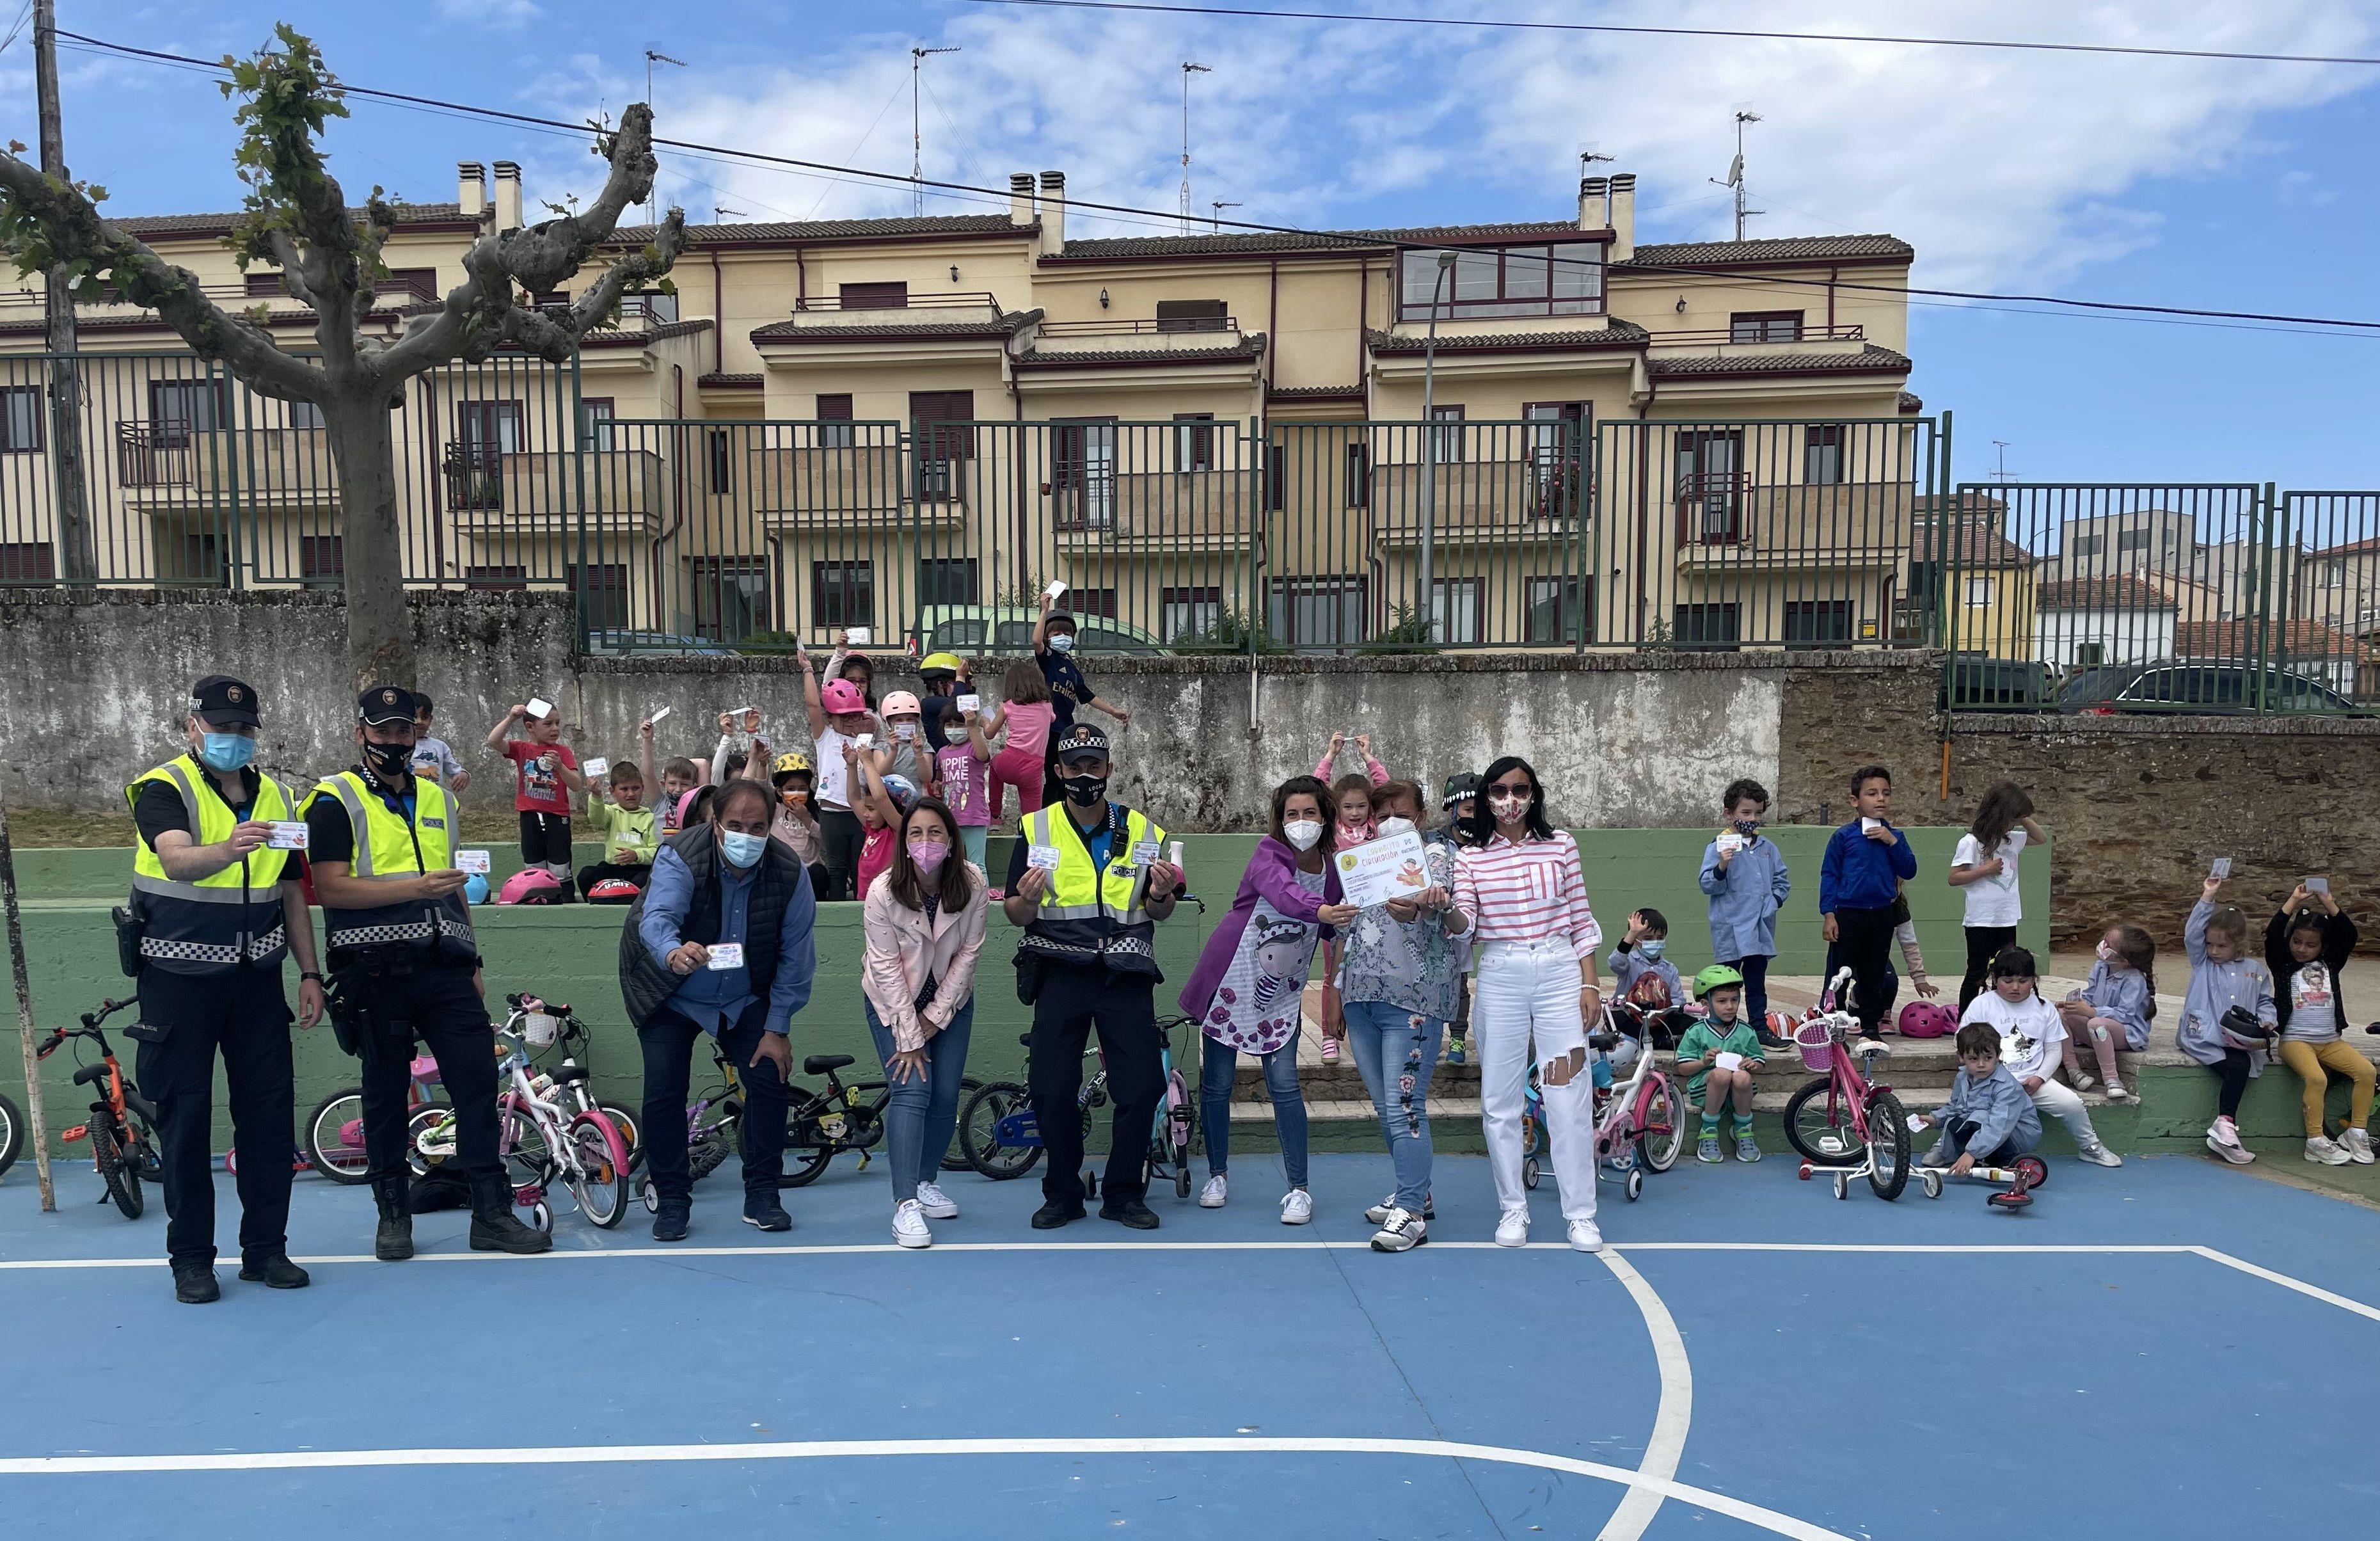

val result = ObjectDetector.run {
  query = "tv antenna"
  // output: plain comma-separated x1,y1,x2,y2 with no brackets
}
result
642,49,687,214
1988,440,2018,485
911,45,962,217
1709,105,1763,241
1209,199,1241,232
1578,141,1615,225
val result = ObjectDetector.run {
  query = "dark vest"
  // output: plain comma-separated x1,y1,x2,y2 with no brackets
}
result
619,823,807,1029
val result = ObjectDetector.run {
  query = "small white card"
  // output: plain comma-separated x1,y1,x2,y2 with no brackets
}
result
266,821,309,850
1713,1051,1743,1073
846,627,872,646
1907,1113,1926,1133
2210,856,2233,879
2308,876,2331,894
1168,841,1184,868
855,733,875,751
1027,845,1064,871
455,849,493,874
1132,839,1162,867
526,697,555,721
1046,580,1068,600
1717,831,1744,856
582,756,610,778
646,705,671,726
956,694,981,715
706,942,745,970
1860,817,1883,833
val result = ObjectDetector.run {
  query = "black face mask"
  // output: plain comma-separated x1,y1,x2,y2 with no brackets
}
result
362,740,413,780
1061,773,1109,808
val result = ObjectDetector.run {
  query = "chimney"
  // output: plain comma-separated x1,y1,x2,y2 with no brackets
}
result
492,161,523,232
1010,172,1035,228
1576,175,1608,232
458,162,486,220
1608,172,1636,262
1038,170,1065,256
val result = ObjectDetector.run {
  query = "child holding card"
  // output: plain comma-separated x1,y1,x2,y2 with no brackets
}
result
487,699,583,896
1673,966,1765,1163
578,761,658,901
2182,868,2278,1165
2265,881,2373,1165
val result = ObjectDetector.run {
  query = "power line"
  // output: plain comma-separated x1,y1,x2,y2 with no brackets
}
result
956,0,2380,68
47,28,2380,336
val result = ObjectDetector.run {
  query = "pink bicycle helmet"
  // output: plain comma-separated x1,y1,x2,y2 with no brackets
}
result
880,690,921,719
821,678,866,714
497,868,564,905
1897,1000,1959,1039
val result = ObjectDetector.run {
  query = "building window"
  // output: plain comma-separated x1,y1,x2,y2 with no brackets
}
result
570,563,631,632
1673,602,1741,650
1525,401,1589,516
2118,529,2150,552
811,559,873,630
917,557,980,607
447,399,521,510
1155,298,1229,332
287,400,324,431
624,287,678,323
0,541,56,582
1526,576,1590,644
152,378,230,445
706,429,733,495
840,281,908,310
531,289,571,312
580,397,615,451
1344,443,1369,508
463,564,528,589
1966,577,1992,607
381,268,439,303
0,385,42,452
299,536,344,585
1729,310,1803,343
911,390,974,502
1173,412,1214,472
1399,243,1601,320
816,393,854,449
2075,641,2106,667
1804,424,1845,485
2072,533,2104,559
1072,587,1119,621
1675,430,1743,544
1161,585,1223,642
692,556,770,643
244,271,283,299
1268,575,1365,649
1430,577,1482,645
1052,419,1118,530
1784,600,1853,648
1265,445,1286,511
1426,404,1464,465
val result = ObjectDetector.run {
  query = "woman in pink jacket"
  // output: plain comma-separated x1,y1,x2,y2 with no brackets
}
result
861,795,987,1249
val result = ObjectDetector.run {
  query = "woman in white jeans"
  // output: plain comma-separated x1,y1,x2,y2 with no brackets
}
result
1448,755,1608,1252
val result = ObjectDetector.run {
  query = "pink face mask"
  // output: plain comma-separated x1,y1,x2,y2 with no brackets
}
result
909,839,951,875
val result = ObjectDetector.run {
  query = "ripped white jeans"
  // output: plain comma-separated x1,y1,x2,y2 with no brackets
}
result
1475,938,1597,1224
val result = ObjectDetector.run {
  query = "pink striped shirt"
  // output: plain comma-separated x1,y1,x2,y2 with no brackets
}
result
1452,830,1602,960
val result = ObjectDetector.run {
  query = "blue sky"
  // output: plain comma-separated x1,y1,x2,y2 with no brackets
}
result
10,0,2378,488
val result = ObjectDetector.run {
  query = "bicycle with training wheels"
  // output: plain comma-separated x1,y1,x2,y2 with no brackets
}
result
958,1012,1199,1199
1784,967,1910,1201
413,1026,632,1231
0,1085,21,1181
34,996,164,1218
500,993,642,1169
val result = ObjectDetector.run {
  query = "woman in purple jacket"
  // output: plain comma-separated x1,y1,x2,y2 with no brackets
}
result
1180,776,1358,1223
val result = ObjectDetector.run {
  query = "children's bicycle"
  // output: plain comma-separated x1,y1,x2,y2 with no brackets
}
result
958,1014,1199,1199
1785,968,1911,1201
1523,1019,1684,1202
413,1028,632,1231
502,993,643,1168
1918,1154,2050,1211
0,1086,22,1181
34,996,163,1218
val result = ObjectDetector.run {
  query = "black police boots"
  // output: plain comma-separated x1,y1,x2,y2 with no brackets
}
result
467,1174,553,1254
171,1259,219,1304
371,1175,415,1262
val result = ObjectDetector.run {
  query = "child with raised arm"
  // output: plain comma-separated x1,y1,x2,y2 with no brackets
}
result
1960,945,2120,1167
1316,731,1390,792
2058,923,2155,1102
409,694,468,793
1700,778,1791,1050
984,660,1054,827
800,639,877,900
2182,872,2280,1165
578,760,658,900
487,700,584,895
1914,1023,2042,1172
2265,882,2372,1166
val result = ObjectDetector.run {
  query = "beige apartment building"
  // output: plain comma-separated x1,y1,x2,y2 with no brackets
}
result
0,161,1927,651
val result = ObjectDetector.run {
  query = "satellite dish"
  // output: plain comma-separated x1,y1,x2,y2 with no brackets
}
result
1726,153,1743,184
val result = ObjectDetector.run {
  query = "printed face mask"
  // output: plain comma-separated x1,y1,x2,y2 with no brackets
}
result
363,740,413,779
1281,820,1324,852
1732,818,1761,835
909,839,951,875
719,830,768,868
1376,816,1416,838
1489,788,1532,820
1061,772,1107,808
198,733,255,773
2096,940,2114,962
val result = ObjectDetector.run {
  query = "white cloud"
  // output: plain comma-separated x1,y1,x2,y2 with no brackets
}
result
434,0,540,31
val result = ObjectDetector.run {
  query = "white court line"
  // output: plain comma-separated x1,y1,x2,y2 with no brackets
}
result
0,1434,1853,1540
2191,1245,2380,1325
1598,1251,1692,1541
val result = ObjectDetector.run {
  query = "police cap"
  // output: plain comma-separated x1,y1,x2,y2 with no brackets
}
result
189,674,261,728
357,684,419,726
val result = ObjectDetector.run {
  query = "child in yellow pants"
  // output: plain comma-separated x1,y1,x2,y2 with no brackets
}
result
2265,882,2375,1165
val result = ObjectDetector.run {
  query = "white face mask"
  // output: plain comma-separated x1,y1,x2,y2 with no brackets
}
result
1376,816,1415,838
1281,820,1324,852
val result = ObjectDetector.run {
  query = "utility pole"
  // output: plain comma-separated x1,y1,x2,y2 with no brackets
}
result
1180,61,1210,235
1418,249,1456,640
642,49,686,216
911,46,960,218
1209,199,1240,232
1709,106,1763,242
33,0,90,582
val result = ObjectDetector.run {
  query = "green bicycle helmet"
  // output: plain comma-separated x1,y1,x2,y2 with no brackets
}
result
1692,964,1745,999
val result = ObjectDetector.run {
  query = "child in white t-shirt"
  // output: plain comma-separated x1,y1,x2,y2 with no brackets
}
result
1948,781,2047,1013
1959,944,2120,1167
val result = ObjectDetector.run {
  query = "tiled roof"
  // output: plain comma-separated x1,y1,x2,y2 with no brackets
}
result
1365,319,1649,355
1912,514,2032,567
2177,618,2369,657
2310,534,2380,557
1267,383,1365,399
2037,576,2178,612
1617,234,1913,269
748,308,1041,343
1646,345,1910,378
1897,389,1925,414
1049,220,1585,260
1012,333,1265,367
698,372,763,388
613,214,1023,246
113,202,468,236
580,317,713,347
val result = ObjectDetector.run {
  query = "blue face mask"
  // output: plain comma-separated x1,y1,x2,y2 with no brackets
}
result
198,732,255,772
1640,939,1666,961
720,830,768,869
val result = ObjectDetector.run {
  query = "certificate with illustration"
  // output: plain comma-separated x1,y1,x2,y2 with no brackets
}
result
1333,829,1431,910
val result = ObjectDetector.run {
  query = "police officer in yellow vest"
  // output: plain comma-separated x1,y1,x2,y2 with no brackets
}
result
128,675,326,1305
1003,723,1184,1231
301,685,549,1261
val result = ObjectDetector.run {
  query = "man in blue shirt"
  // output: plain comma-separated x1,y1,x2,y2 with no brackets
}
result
621,779,818,1241
1818,764,1918,1044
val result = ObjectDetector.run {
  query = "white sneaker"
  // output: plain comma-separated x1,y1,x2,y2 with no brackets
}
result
2207,1117,2255,1165
1370,1208,1427,1252
1494,1210,1529,1248
1198,1174,1229,1208
1279,1188,1313,1226
2104,1082,2134,1103
2306,1136,2352,1167
914,1181,959,1220
892,1199,932,1249
2070,1069,2096,1092
2079,1141,2123,1169
1365,1192,1434,1224
1567,1219,1605,1252
2346,1128,2376,1165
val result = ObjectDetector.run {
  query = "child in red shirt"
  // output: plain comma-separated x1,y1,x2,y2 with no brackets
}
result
486,701,584,894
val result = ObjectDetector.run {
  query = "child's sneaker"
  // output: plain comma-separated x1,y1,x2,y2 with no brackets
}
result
2207,1116,2255,1165
1734,1135,1763,1163
2346,1127,2376,1165
2078,1139,2122,1168
1321,1038,1341,1064
1445,1036,1466,1066
1370,1208,1427,1252
2305,1135,2352,1167
2069,1069,2097,1093
1365,1192,1433,1224
2104,1081,2134,1103
1696,1134,1723,1163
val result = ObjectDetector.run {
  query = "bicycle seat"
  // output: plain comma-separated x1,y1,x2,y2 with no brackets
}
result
549,1065,591,1085
804,1053,855,1075
1019,1033,1035,1050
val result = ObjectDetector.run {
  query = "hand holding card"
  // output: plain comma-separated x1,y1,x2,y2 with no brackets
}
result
454,849,493,874
706,942,746,971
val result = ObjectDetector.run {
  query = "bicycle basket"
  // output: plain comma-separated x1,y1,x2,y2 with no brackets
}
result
1793,1018,1836,1073
521,1011,560,1048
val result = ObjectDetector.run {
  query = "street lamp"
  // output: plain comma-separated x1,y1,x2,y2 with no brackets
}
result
1419,248,1456,641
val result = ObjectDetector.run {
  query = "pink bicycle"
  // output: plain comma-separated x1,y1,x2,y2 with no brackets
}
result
1522,1010,1685,1202
1785,968,1911,1201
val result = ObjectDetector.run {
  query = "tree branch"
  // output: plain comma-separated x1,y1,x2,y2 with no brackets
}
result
261,228,319,307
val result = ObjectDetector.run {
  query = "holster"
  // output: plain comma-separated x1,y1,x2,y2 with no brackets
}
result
1013,949,1047,1007
326,977,369,1058
112,903,144,978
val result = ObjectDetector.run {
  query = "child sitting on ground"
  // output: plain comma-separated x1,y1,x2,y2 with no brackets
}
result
486,700,583,895
1959,945,2122,1167
1674,966,1765,1163
1915,1022,2042,1172
2058,923,2155,1103
578,760,657,900
2184,873,2280,1166
2265,882,2373,1167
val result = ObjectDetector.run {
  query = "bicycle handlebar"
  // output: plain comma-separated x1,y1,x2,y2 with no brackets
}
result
79,998,132,1028
35,1028,65,1060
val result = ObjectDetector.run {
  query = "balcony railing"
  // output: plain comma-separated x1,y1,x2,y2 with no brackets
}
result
1646,322,1868,349
788,291,1002,313
116,422,337,504
1673,473,1915,568
1037,315,1240,337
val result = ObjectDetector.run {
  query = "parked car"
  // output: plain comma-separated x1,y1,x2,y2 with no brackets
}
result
582,629,738,659
2055,658,2365,715
915,605,1168,656
1939,653,2052,712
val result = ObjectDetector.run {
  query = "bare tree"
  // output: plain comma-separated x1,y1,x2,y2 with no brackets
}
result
0,26,686,685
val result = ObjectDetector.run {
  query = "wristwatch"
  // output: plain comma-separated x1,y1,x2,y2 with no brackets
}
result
300,971,323,984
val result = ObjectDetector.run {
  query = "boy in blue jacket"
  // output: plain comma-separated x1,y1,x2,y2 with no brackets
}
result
1700,778,1792,1049
1820,765,1918,1048
1915,1023,2042,1171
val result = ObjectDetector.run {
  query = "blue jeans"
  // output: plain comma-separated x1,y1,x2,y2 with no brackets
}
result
1340,999,1440,1211
862,997,975,1203
1200,1029,1308,1188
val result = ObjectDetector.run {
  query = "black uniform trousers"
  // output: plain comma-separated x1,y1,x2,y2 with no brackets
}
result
1027,963,1163,1206
353,961,504,1185
135,966,296,1267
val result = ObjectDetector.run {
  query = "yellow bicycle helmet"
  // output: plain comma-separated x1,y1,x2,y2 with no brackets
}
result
770,751,814,779
919,651,964,677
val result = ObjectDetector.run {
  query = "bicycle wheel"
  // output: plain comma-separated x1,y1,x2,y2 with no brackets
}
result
125,1108,164,1183
0,1090,22,1181
688,1099,742,1185
91,1118,143,1220
778,1144,834,1187
499,1104,556,1195
1782,1078,1862,1166
566,1112,631,1229
599,1103,643,1169
406,1102,456,1177
304,1089,372,1185
1864,1090,1911,1201
958,1080,1042,1181
942,1076,986,1171
1635,1073,1685,1174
